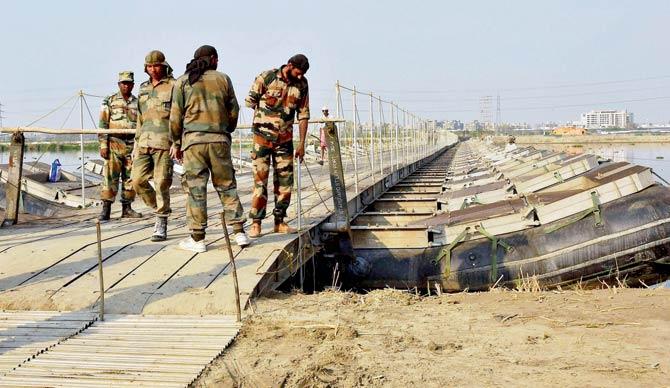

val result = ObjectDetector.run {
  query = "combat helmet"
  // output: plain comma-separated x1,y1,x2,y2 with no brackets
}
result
144,50,173,76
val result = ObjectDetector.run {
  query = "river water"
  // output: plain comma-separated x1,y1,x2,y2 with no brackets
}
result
0,150,99,174
541,142,670,183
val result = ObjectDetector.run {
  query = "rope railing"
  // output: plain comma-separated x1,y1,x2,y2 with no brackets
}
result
0,118,344,135
332,81,454,197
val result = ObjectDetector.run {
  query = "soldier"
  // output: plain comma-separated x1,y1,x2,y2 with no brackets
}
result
170,45,250,252
245,54,310,238
318,106,330,165
98,71,142,221
131,50,175,241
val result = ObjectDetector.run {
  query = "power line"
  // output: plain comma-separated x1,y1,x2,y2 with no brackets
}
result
374,75,670,95
411,95,670,113
388,84,670,103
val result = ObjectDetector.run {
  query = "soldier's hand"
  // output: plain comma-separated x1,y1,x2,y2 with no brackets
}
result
170,145,183,163
100,148,109,160
294,143,305,162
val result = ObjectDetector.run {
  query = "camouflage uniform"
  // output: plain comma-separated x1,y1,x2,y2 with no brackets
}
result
131,70,175,216
245,66,310,221
170,69,244,238
99,75,138,204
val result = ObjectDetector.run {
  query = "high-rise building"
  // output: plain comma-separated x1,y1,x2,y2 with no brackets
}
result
580,110,633,129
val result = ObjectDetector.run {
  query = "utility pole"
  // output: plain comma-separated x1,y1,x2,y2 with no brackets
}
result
479,95,493,130
0,101,5,128
496,94,501,131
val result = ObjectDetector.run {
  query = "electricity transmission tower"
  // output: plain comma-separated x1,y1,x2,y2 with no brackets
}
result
495,94,501,130
479,96,493,129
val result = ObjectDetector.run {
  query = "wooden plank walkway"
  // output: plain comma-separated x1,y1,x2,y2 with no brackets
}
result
0,310,95,375
0,314,240,387
0,157,380,315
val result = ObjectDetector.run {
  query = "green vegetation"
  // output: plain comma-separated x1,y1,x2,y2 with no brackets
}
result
0,141,100,152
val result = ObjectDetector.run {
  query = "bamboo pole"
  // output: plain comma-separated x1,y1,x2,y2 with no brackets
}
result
220,213,242,322
96,220,105,321
352,86,359,194
79,91,86,207
369,93,375,183
377,96,384,177
1,132,25,226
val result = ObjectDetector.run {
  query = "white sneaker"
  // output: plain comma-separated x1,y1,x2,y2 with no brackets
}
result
234,232,251,247
178,236,206,253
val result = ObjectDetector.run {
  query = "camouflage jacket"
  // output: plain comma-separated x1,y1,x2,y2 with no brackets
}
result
98,92,138,148
136,76,176,150
245,66,310,143
170,70,240,150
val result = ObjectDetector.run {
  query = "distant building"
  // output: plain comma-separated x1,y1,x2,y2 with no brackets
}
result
552,125,587,136
580,110,633,129
445,120,464,131
465,120,483,131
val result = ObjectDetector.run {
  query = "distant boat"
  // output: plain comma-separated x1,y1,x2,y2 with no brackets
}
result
0,161,100,217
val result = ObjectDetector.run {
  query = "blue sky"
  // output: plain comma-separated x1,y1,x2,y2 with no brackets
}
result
1,0,669,128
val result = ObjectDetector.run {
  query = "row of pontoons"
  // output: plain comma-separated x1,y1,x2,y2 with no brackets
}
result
348,140,670,290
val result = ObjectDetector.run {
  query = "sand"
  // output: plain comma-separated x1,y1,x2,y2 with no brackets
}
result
195,287,669,387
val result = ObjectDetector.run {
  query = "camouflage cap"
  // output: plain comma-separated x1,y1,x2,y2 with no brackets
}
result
144,50,167,66
118,71,134,83
143,50,173,76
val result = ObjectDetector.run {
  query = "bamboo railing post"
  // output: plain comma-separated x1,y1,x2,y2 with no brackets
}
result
1,132,25,227
221,213,242,322
96,220,105,321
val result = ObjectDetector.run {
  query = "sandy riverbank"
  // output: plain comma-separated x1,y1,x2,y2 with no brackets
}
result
195,287,669,387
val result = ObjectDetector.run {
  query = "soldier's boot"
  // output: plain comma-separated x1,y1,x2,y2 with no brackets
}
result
151,216,168,242
273,218,296,234
98,200,112,221
248,221,262,238
121,203,143,218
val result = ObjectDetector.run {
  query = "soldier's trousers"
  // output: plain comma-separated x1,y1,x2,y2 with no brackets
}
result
249,134,294,221
100,137,136,203
131,147,173,216
182,142,245,236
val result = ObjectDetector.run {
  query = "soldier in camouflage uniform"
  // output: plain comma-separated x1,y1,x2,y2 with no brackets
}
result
169,45,250,252
131,50,175,241
245,54,310,237
98,71,142,221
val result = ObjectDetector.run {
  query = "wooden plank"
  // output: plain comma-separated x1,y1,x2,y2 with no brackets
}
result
352,212,433,226
27,358,204,373
49,344,219,357
352,226,428,249
0,376,183,388
535,169,654,224
35,351,213,364
1,132,25,226
514,154,598,193
369,198,437,212
9,369,195,385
